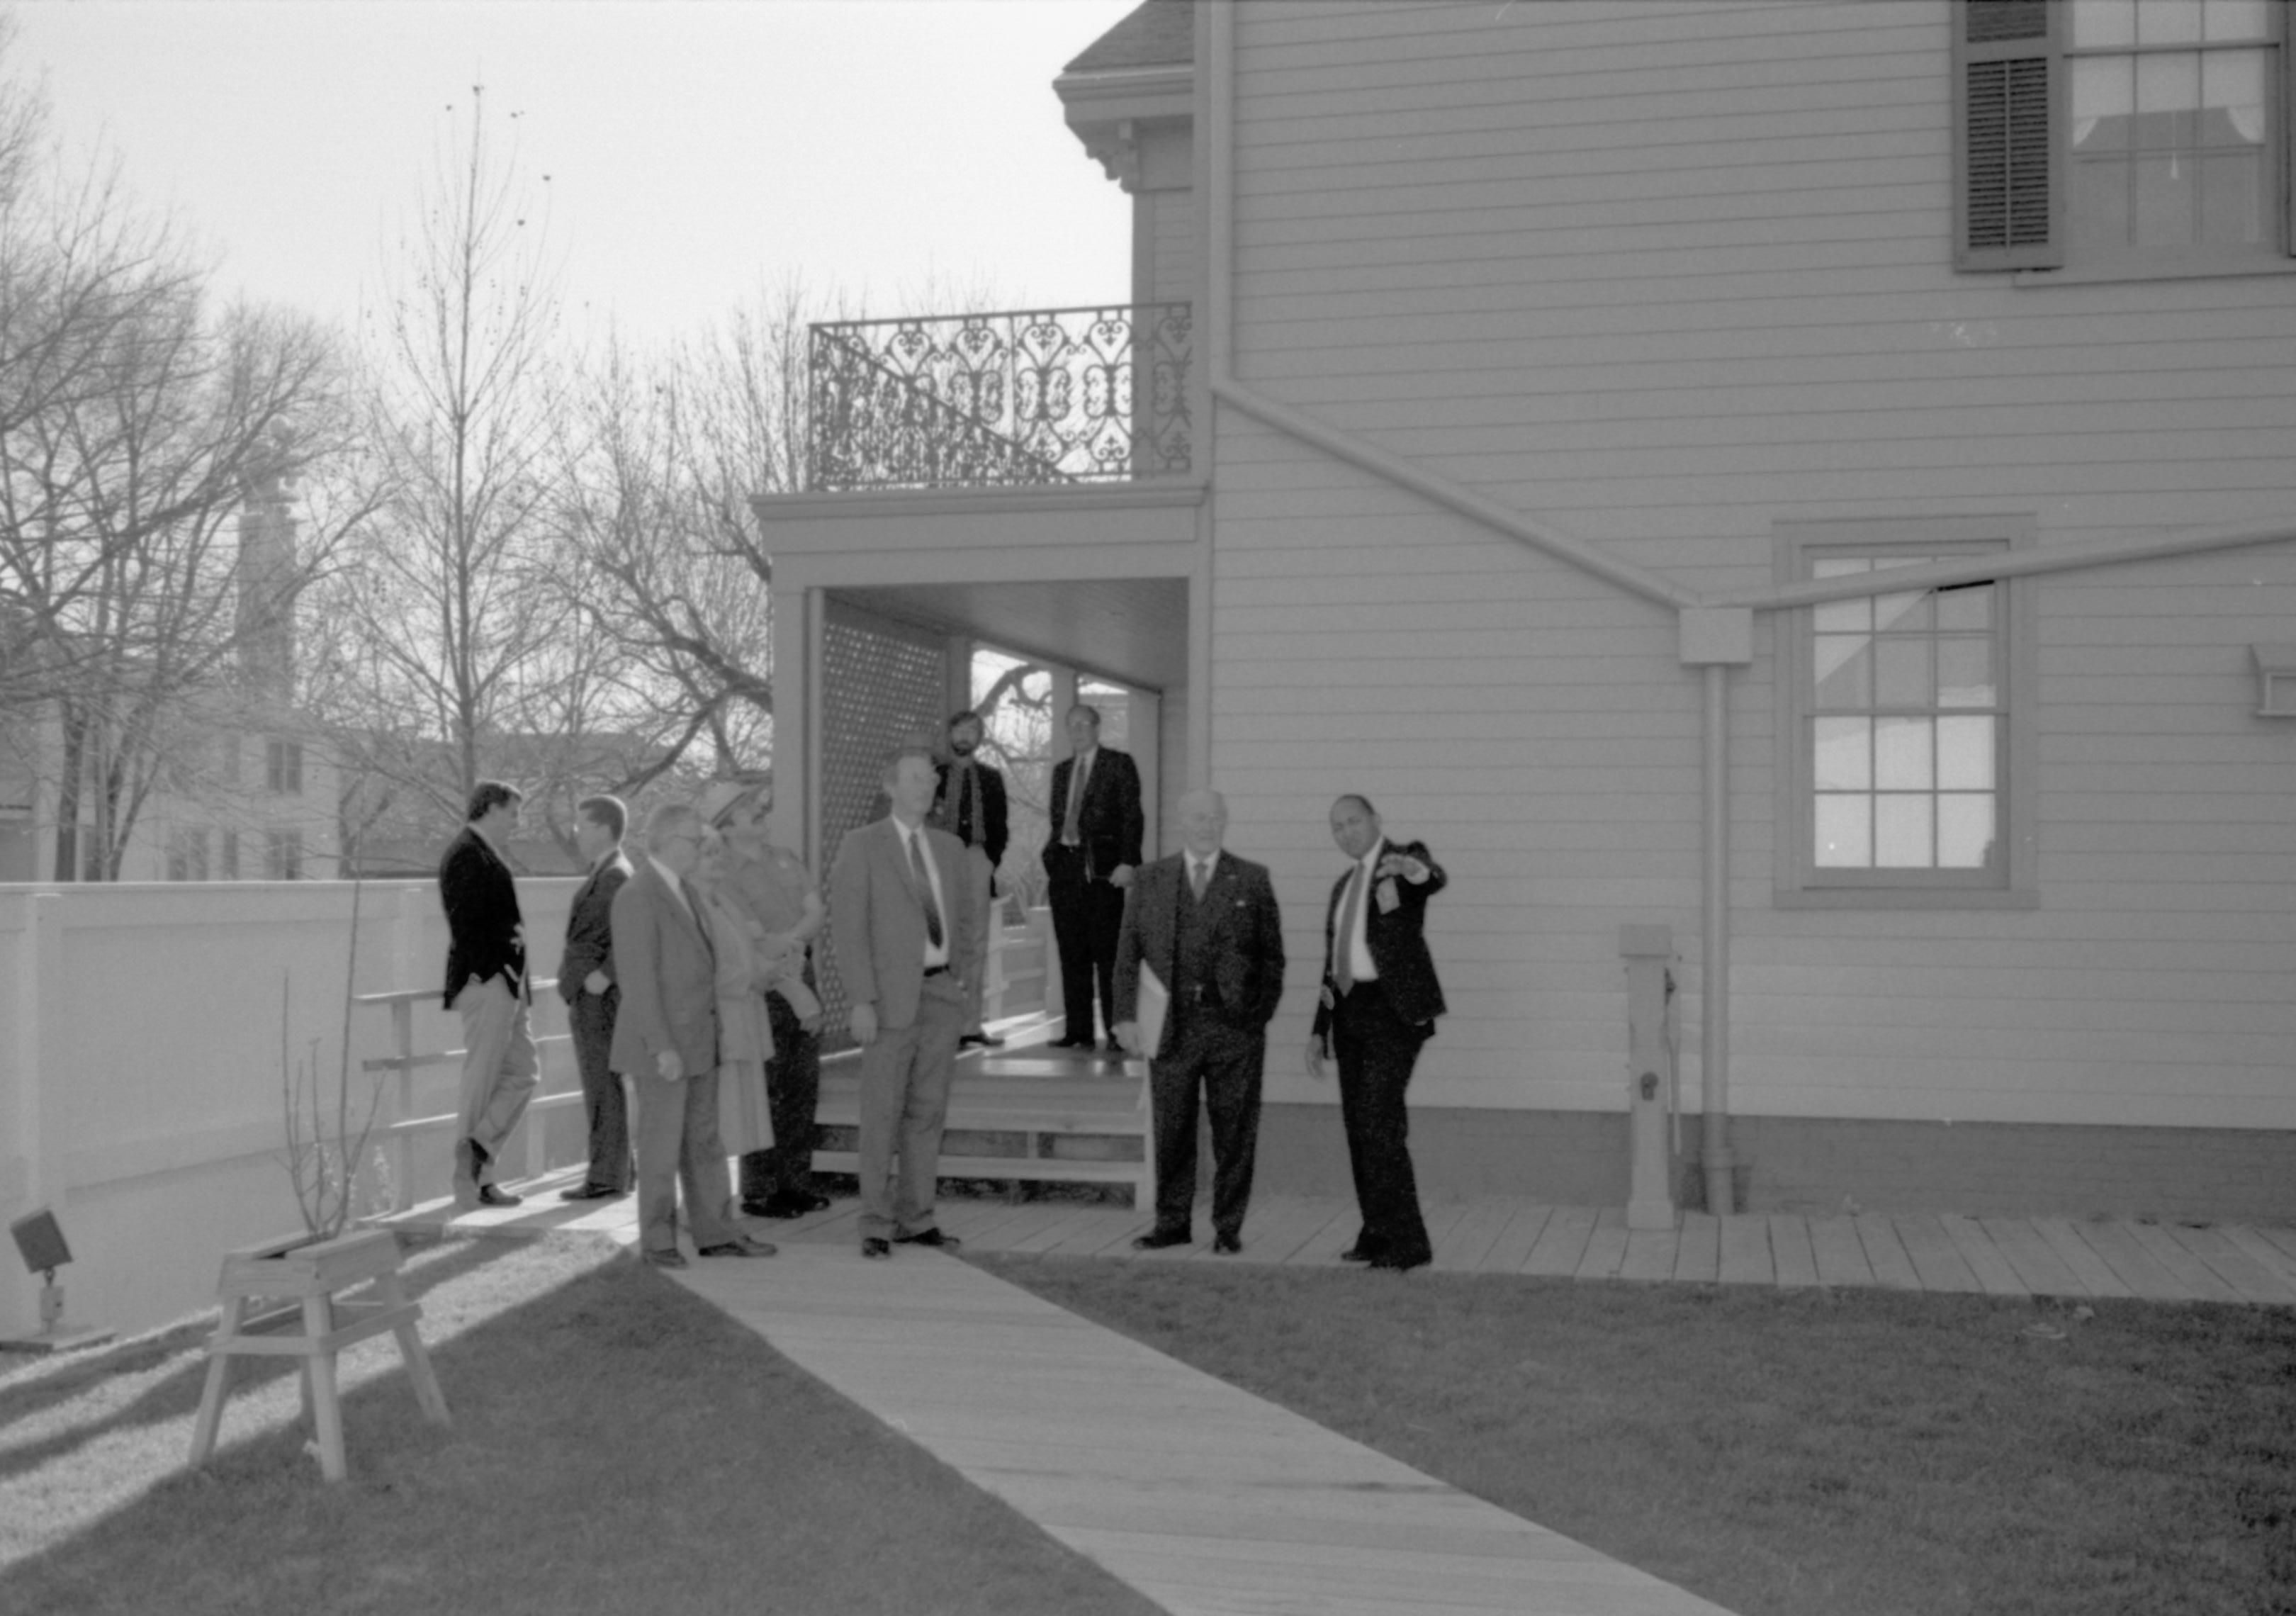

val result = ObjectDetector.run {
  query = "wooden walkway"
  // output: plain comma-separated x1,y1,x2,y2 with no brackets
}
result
675,1242,1738,1616
407,1184,2296,1309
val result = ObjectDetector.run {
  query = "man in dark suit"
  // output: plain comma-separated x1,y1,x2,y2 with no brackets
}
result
557,795,633,1202
830,745,980,1260
438,780,538,1208
933,708,1009,1049
1307,794,1448,1272
1044,702,1143,1052
1114,789,1284,1255
611,802,775,1269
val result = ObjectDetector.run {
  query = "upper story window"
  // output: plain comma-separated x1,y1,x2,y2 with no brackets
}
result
266,739,302,796
1954,0,2293,274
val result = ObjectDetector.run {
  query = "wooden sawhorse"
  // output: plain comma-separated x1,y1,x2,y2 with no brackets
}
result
188,1229,449,1482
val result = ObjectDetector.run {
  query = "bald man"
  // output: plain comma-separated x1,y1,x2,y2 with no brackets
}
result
1113,790,1285,1255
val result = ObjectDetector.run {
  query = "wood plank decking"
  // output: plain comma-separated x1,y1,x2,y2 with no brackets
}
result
400,1184,2296,1308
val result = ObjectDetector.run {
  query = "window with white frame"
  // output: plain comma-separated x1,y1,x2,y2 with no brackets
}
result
266,739,303,796
1954,0,2293,274
264,829,303,881
1777,521,2035,907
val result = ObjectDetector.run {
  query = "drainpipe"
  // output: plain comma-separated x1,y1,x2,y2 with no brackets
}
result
1682,610,1752,1213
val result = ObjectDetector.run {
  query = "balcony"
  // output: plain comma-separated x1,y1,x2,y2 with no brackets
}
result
806,303,1191,493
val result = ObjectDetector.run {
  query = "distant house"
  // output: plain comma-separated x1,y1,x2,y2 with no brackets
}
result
756,0,2296,1221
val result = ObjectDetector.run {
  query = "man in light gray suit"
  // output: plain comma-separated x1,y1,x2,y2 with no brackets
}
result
830,745,980,1260
611,801,775,1269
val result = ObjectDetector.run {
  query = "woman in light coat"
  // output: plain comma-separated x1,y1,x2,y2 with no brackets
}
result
695,829,775,1160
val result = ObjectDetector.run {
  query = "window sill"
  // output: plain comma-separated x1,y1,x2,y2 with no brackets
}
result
1774,886,2039,911
2014,257,2296,288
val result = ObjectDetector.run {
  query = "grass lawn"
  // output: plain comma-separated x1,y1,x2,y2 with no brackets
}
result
976,1254,2296,1616
0,1234,1160,1616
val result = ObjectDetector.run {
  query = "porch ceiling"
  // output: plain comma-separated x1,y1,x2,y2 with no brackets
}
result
840,577,1188,693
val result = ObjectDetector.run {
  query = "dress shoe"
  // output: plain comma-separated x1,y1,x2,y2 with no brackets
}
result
748,1191,831,1218
475,1184,523,1207
959,1031,1006,1048
560,1182,625,1202
1369,1252,1431,1272
894,1228,961,1249
641,1248,687,1269
698,1238,777,1258
860,1238,893,1260
1212,1232,1242,1255
1131,1228,1192,1251
1338,1244,1380,1264
1052,1036,1096,1050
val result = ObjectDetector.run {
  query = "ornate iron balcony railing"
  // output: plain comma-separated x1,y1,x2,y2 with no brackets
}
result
806,303,1191,492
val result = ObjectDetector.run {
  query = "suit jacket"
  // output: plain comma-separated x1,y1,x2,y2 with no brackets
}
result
828,817,979,1032
933,757,1009,870
439,825,526,1008
558,850,632,1004
1044,746,1143,885
1312,837,1448,1040
608,859,719,1077
1113,851,1285,1059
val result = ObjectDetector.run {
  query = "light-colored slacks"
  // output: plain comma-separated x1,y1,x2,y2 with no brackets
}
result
454,974,540,1176
631,1065,741,1255
855,973,967,1240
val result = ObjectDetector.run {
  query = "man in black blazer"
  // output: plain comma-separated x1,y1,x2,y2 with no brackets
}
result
438,780,539,1208
933,708,1010,1049
557,795,633,1201
1044,702,1143,1052
1114,789,1284,1254
1307,794,1447,1271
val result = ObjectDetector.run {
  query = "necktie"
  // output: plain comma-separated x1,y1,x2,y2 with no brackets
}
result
1189,859,1208,901
960,763,978,846
910,831,944,950
1334,862,1365,993
1062,753,1088,844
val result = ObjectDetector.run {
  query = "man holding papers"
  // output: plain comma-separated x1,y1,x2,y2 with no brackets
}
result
1113,789,1284,1255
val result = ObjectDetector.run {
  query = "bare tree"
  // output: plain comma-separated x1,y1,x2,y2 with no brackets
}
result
322,86,574,832
0,28,369,879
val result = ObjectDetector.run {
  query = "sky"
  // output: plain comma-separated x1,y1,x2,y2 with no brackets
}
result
9,0,1141,344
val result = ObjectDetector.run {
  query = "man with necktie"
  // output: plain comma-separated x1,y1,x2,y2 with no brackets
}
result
1113,789,1285,1255
437,780,539,1208
556,794,634,1201
1307,794,1448,1272
1043,702,1143,1053
830,745,979,1259
933,708,1010,1049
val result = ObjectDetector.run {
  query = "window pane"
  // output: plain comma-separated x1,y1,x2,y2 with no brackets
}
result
2139,0,2202,45
2202,0,2270,43
2074,0,2137,47
2201,50,2266,142
1814,717,1871,790
1875,795,1935,868
2200,150,2263,242
1874,588,1932,634
1814,596,1869,634
1938,794,1998,868
1876,639,1934,706
2136,52,2200,120
1937,716,1997,789
1875,717,1933,790
2073,155,2134,244
1815,795,1871,868
1937,638,1996,707
1814,635,1872,708
2073,55,2135,135
1935,585,1993,631
2132,152,2194,245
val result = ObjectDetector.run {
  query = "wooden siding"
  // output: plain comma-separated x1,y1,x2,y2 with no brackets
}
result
1208,0,2296,1147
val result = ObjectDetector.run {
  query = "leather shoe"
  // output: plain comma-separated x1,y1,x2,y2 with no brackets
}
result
894,1227,961,1249
1339,1244,1380,1263
1370,1252,1431,1272
698,1238,777,1258
1052,1036,1096,1050
959,1031,1005,1048
641,1248,687,1269
1212,1232,1242,1255
560,1182,625,1202
860,1238,892,1260
1131,1228,1192,1250
475,1184,523,1207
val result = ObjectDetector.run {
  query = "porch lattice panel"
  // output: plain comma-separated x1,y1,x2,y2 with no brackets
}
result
814,601,951,1050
